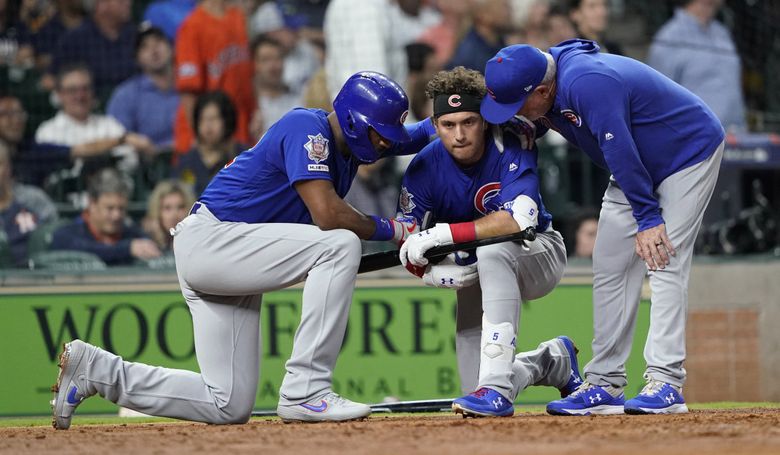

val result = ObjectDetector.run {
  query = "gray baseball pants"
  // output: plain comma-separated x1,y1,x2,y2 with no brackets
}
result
455,230,569,398
80,204,362,423
586,142,724,389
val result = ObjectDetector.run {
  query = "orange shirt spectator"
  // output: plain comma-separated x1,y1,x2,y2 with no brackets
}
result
174,2,254,157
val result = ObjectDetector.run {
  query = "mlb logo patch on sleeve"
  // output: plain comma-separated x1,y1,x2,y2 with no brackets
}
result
305,133,330,163
399,186,416,214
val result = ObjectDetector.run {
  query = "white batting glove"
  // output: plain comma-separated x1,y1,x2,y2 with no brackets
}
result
390,216,419,245
399,223,454,267
423,253,479,289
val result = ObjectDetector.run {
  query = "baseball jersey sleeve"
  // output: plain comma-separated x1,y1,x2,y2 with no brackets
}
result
282,130,336,186
397,154,434,225
569,73,663,231
497,135,542,210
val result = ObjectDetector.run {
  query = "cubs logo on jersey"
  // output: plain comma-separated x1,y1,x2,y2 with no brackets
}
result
399,186,416,214
474,182,502,215
560,109,582,127
304,133,330,163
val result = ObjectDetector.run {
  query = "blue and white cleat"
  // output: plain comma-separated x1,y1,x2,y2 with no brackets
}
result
452,387,514,417
546,382,625,416
51,340,95,430
556,336,584,398
624,379,689,415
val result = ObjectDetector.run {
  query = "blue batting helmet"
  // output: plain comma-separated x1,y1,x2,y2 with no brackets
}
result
333,72,411,164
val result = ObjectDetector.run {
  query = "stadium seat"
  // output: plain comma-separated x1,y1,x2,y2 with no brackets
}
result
27,219,71,258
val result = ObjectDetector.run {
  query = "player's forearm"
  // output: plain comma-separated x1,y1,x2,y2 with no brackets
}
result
473,210,521,239
311,200,376,239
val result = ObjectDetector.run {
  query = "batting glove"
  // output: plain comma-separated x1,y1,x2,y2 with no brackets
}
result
422,252,479,289
502,115,536,150
400,223,454,267
391,216,419,245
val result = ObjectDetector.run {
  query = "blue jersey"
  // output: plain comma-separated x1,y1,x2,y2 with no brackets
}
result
199,108,435,224
398,129,552,231
541,39,724,231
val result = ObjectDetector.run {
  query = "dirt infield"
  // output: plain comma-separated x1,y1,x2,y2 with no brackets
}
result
2,408,780,455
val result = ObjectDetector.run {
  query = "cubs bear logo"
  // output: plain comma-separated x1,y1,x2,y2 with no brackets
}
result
399,186,416,214
474,182,502,215
304,133,330,163
560,109,582,127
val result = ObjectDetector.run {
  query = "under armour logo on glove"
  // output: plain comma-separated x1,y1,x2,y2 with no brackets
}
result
441,277,455,285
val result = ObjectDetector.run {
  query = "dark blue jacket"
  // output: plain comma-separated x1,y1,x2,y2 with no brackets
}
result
541,39,724,231
51,215,148,265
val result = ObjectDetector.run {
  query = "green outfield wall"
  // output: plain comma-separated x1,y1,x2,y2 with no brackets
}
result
0,285,651,416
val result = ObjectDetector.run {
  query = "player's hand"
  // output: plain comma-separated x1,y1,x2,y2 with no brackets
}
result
399,223,454,267
502,115,536,150
390,216,419,245
423,251,478,289
635,223,676,271
130,239,163,260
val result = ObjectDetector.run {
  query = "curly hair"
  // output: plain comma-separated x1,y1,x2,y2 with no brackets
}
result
424,66,487,100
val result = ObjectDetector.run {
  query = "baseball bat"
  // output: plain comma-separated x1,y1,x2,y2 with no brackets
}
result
357,226,537,274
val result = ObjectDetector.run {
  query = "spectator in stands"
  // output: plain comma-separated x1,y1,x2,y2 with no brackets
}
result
51,167,161,265
248,35,301,139
107,24,179,153
446,0,511,72
0,141,58,267
35,64,154,178
300,38,331,111
324,0,403,99
173,91,242,195
2,92,147,189
568,0,622,55
647,0,746,132
142,179,195,252
173,0,254,157
546,4,577,47
568,210,598,259
403,41,439,125
142,0,195,41
48,0,137,101
0,0,35,68
31,0,85,71
506,0,549,50
251,1,321,91
418,0,470,67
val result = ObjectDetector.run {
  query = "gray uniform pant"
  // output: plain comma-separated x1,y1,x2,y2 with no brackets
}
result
455,230,568,397
586,142,724,389
83,205,362,423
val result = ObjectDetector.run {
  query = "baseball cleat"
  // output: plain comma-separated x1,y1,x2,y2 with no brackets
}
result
51,340,95,430
556,336,584,398
546,382,625,416
452,387,514,418
276,392,371,423
624,379,688,415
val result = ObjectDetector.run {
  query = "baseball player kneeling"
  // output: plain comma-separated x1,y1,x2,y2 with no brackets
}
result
398,67,582,418
51,72,435,429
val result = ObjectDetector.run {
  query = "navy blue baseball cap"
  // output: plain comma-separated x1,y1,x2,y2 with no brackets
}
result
481,45,548,124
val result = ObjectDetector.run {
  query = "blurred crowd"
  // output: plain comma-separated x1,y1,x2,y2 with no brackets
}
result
1,0,778,269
